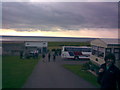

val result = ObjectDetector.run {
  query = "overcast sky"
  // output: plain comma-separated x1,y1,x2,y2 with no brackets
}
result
2,0,120,2
1,1,119,38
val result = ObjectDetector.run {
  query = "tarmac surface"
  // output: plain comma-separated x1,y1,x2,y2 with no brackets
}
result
23,54,97,88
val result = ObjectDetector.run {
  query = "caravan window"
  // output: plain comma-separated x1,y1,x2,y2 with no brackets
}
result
92,46,98,50
106,48,111,53
98,47,104,58
114,48,120,53
98,51,104,58
92,50,98,56
114,48,120,61
114,53,119,61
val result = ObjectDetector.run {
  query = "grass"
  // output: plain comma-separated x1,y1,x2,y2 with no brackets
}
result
0,55,2,89
48,42,90,50
2,55,40,88
63,64,100,88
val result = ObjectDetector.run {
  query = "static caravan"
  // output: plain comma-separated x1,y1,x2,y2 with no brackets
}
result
90,38,120,69
25,41,48,53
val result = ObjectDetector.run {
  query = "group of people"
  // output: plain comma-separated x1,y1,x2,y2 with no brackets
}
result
33,50,39,59
97,53,120,90
20,49,39,59
42,52,56,62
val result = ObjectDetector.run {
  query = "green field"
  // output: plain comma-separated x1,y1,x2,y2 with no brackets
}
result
2,56,39,88
48,41,90,50
63,64,100,88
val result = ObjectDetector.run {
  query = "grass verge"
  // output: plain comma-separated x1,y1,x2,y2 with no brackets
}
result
63,64,100,88
2,55,40,88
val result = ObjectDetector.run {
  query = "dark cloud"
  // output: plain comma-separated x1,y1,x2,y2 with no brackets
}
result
2,2,118,31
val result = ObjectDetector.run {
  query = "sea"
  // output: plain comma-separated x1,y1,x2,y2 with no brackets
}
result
1,36,96,42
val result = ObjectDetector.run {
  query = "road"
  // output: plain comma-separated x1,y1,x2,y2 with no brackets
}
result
23,54,97,88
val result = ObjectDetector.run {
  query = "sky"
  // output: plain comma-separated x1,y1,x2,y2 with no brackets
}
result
1,0,119,38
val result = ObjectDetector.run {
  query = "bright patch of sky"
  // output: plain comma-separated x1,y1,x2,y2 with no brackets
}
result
1,28,118,38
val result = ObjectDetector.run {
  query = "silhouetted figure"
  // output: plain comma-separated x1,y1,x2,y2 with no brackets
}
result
48,53,51,62
53,54,56,62
97,53,120,90
20,51,23,59
42,54,45,62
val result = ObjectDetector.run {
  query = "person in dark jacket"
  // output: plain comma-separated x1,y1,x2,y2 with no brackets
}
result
48,53,51,62
42,53,45,62
53,54,56,62
97,53,120,90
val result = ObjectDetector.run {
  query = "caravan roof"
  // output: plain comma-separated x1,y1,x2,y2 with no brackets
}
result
100,38,119,45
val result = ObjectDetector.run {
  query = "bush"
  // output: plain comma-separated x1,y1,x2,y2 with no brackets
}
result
81,62,91,70
89,62,100,73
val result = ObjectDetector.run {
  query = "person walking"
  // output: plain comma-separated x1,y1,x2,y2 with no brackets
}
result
48,53,51,62
53,54,56,62
97,53,120,90
42,53,45,63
